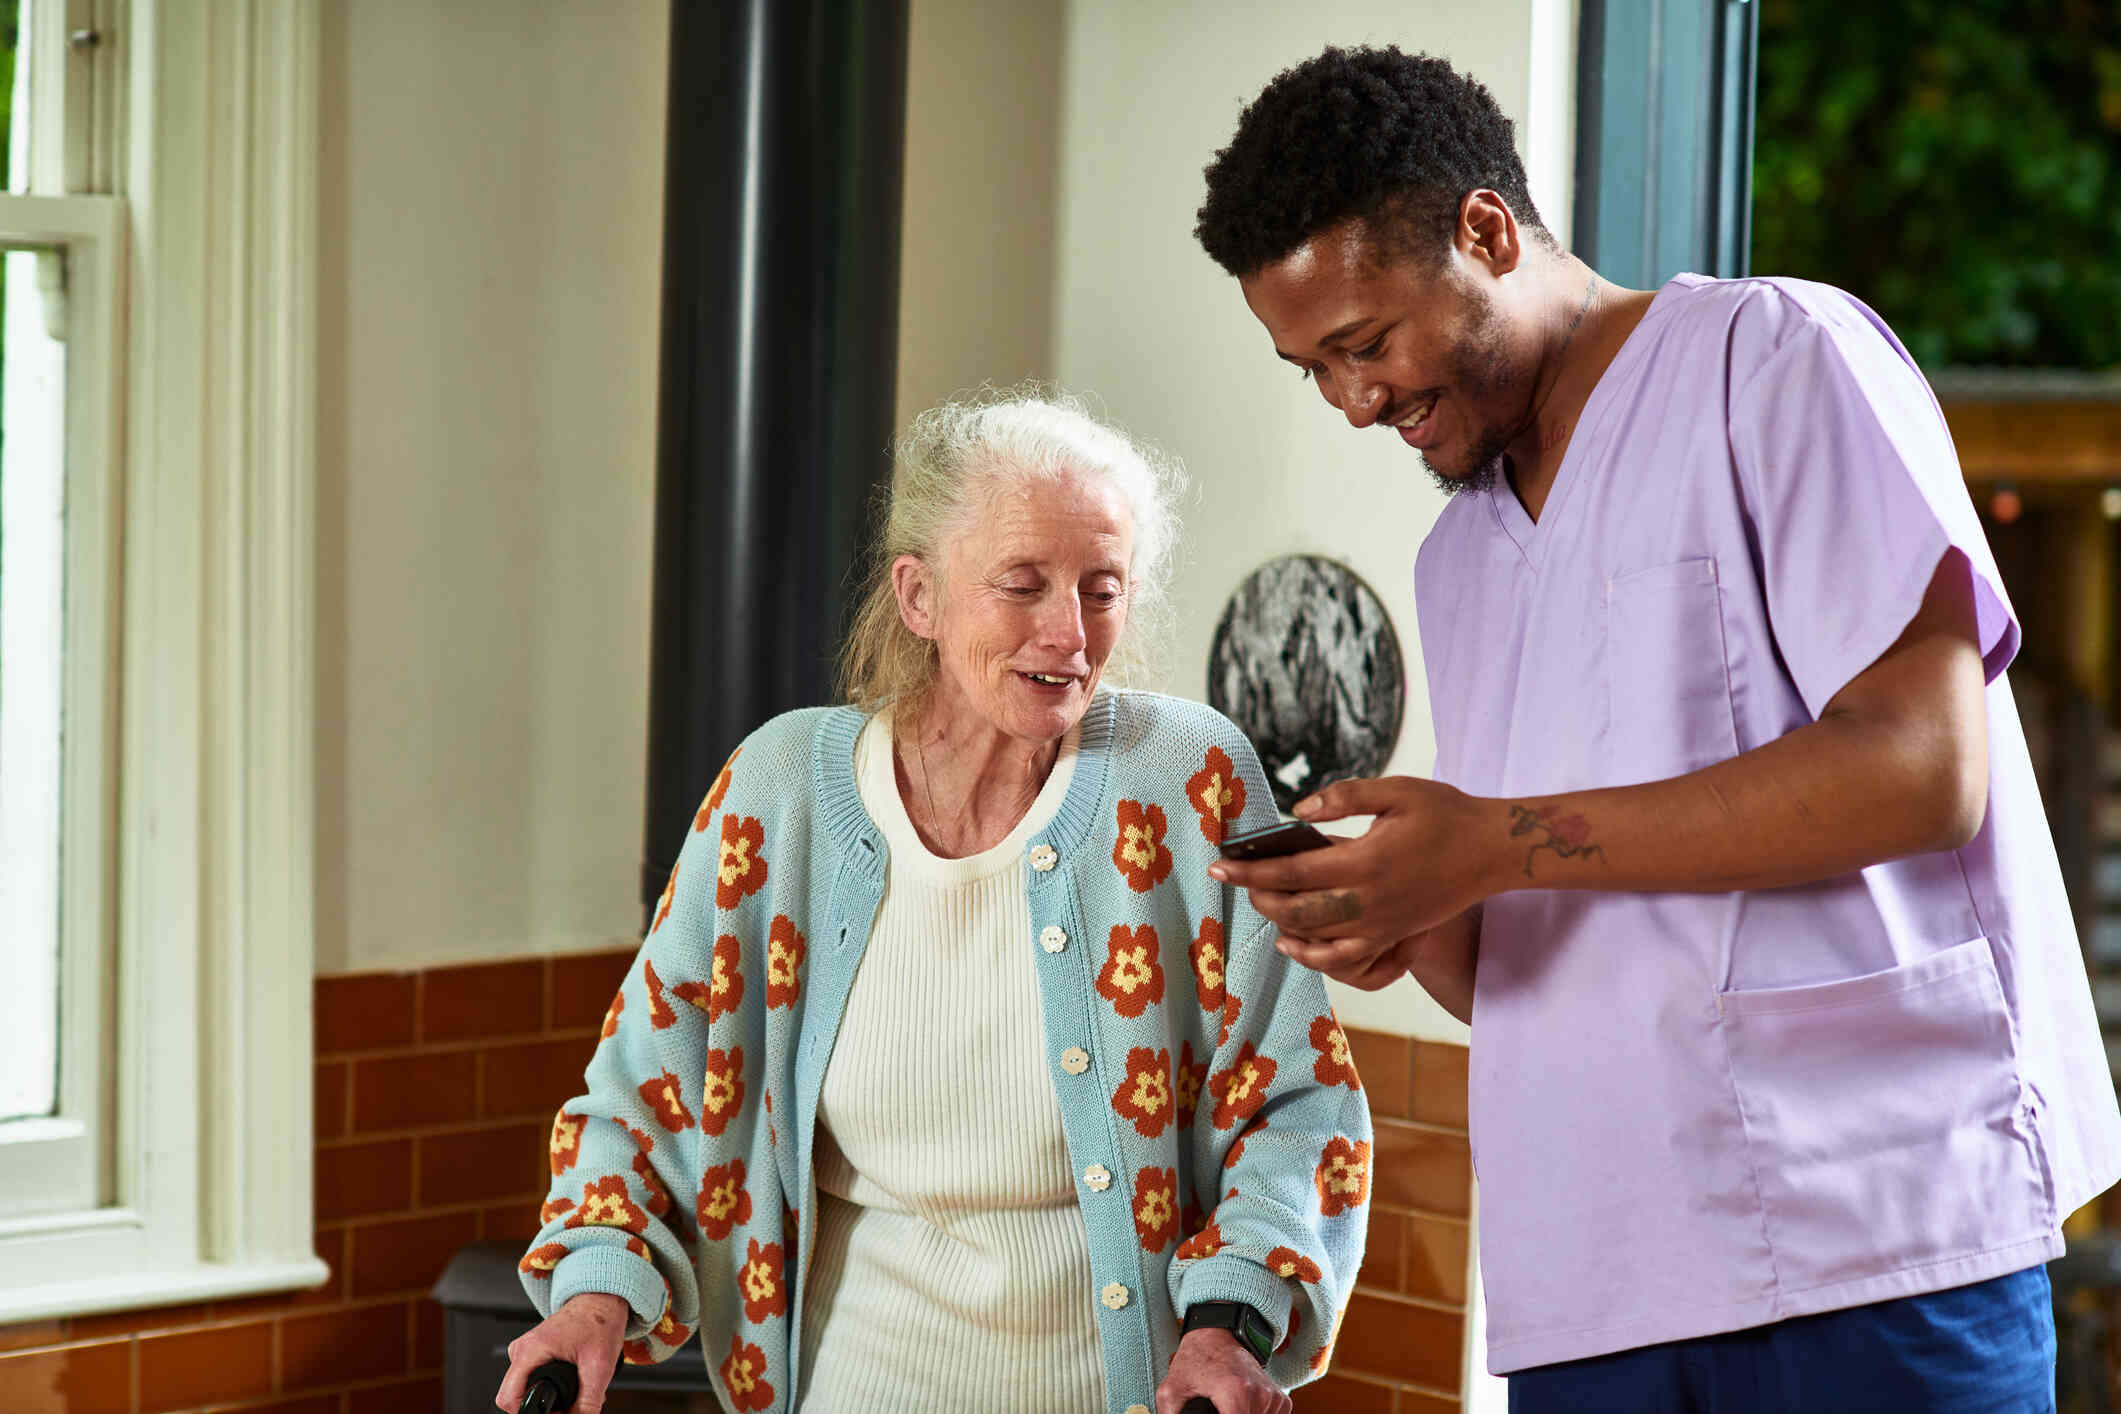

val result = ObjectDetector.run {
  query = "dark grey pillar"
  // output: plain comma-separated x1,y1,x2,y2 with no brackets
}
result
641,0,909,921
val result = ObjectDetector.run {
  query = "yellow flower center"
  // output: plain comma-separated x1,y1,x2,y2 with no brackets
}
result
1121,826,1157,867
1197,944,1224,991
719,836,753,886
1114,948,1151,991
1132,1073,1168,1111
743,1261,774,1301
704,1185,737,1220
704,1075,734,1112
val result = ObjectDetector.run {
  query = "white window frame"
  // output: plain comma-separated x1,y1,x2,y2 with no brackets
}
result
0,192,126,1219
0,0,326,1321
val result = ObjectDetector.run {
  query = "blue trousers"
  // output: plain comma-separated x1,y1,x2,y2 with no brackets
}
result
1508,1265,2056,1414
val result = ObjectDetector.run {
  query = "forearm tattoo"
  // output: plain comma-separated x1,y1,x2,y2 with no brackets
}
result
1509,805,1604,878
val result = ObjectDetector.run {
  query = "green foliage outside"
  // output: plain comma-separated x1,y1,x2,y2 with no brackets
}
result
1753,0,2121,370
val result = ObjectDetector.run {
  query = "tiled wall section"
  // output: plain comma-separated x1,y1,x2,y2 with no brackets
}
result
0,954,1473,1414
1291,1033,1474,1414
0,949,639,1414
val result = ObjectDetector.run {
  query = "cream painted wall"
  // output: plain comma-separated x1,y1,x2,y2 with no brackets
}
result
314,0,671,974
894,0,1065,430
1052,2,1576,1057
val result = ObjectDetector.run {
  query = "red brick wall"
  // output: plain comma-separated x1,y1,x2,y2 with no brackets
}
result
0,947,638,1414
0,953,1474,1414
1291,1032,1475,1414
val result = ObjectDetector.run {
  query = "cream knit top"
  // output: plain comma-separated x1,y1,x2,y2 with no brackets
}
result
796,714,1103,1412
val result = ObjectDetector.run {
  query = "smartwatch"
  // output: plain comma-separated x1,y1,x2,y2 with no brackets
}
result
1181,1300,1274,1365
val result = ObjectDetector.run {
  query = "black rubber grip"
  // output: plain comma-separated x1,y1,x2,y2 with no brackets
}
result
519,1360,580,1414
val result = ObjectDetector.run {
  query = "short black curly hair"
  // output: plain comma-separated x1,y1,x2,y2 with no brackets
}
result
1196,46,1549,278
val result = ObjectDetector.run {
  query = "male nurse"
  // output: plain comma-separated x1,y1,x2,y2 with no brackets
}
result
1198,45,2120,1413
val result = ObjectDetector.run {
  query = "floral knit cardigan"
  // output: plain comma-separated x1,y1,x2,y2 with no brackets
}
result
519,691,1374,1414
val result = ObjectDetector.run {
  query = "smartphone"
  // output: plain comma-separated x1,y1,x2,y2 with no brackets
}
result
1217,819,1334,861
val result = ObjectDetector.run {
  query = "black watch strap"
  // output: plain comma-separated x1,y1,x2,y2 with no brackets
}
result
1181,1300,1274,1365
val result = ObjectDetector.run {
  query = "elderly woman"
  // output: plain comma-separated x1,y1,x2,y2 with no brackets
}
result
496,388,1371,1414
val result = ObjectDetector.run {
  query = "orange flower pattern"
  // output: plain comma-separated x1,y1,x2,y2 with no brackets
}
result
1266,1246,1324,1283
652,860,680,934
721,1335,775,1412
1315,1136,1373,1217
519,1242,567,1278
639,1069,696,1134
697,1159,751,1241
1096,925,1165,1019
565,1174,649,1236
685,934,743,1021
739,1237,788,1323
766,916,805,1010
1112,799,1174,891
540,1196,574,1225
1133,1167,1180,1252
645,959,677,1030
1278,1305,1303,1355
1176,1221,1224,1262
1309,1013,1361,1090
1185,746,1248,844
1311,1309,1343,1375
1209,1042,1277,1131
549,1110,585,1176
619,1119,670,1221
700,1046,746,1137
717,816,769,909
1111,1046,1174,1137
1174,1041,1208,1129
1190,918,1228,1012
623,1338,656,1366
534,725,1373,1400
695,748,741,831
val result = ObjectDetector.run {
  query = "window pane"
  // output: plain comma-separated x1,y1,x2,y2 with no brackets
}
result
2,0,23,197
0,236,66,1123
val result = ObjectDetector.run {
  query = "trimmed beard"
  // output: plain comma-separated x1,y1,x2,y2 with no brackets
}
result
1422,286,1525,499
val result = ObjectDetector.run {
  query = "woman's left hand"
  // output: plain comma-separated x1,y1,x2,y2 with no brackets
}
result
1155,1328,1291,1414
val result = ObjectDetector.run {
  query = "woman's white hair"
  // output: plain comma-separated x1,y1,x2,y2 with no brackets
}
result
838,382,1187,714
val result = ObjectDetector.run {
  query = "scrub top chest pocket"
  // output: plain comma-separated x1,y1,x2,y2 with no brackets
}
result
1603,557,1739,785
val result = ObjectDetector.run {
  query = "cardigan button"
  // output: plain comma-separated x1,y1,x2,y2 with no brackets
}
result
1039,925,1068,953
1126,1406,1152,1414
1060,1047,1090,1076
1082,1163,1112,1191
1101,1281,1130,1311
1029,843,1058,872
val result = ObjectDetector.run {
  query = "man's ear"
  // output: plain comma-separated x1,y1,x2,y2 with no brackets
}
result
1458,189,1522,276
893,554,938,641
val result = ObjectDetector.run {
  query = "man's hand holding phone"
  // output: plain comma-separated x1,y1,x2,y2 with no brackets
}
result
1209,775,1501,1011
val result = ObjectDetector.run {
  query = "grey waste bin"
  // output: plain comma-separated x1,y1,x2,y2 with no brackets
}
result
431,1239,715,1413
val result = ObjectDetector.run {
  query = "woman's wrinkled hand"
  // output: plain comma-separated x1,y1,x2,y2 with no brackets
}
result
1155,1328,1292,1414
493,1291,630,1414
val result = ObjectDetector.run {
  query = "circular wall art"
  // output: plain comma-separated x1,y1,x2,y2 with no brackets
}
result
1206,554,1405,813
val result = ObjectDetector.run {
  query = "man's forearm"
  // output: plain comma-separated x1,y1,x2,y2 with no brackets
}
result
1488,701,1983,898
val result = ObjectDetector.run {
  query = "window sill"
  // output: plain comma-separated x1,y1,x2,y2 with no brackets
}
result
0,1253,331,1325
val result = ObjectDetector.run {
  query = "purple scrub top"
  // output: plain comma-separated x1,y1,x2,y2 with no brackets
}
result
1412,274,2121,1374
